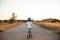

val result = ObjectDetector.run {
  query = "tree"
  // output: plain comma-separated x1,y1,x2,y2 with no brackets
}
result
9,13,17,23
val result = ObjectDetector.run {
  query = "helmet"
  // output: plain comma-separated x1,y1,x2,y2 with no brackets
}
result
27,17,31,21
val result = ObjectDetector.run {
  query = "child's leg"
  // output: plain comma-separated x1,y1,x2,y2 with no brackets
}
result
27,28,30,39
27,28,33,39
29,28,33,38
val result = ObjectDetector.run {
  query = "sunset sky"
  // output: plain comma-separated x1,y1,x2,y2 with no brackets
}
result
0,0,60,20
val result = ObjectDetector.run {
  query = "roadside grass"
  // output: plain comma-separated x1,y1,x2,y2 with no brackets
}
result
0,22,24,32
33,22,60,34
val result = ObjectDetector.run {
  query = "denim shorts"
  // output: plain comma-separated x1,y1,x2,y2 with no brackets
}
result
27,28,32,33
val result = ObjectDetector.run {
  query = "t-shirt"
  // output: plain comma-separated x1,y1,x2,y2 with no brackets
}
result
26,21,32,28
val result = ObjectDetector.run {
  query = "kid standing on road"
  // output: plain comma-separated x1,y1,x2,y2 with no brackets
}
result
26,17,33,39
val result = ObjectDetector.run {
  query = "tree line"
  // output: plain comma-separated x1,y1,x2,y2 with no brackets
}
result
0,13,19,24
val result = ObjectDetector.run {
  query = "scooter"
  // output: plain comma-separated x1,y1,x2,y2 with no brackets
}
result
27,32,33,39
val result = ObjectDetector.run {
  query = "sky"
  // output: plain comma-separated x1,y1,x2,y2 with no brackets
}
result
0,0,60,20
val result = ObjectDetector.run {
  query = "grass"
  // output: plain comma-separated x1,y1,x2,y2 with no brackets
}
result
0,22,24,32
33,22,60,34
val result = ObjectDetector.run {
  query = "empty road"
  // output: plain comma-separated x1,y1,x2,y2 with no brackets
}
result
0,23,59,40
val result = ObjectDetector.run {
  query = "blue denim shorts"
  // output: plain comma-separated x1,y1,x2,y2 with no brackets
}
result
27,28,32,33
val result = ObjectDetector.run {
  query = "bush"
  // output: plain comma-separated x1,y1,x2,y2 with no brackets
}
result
4,20,8,23
0,30,4,32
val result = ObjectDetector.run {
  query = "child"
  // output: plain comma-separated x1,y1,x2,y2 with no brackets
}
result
26,17,33,39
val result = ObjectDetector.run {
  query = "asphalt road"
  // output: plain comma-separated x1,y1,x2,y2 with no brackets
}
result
0,23,59,40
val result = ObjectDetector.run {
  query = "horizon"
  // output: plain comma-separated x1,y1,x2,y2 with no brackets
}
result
0,0,60,20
